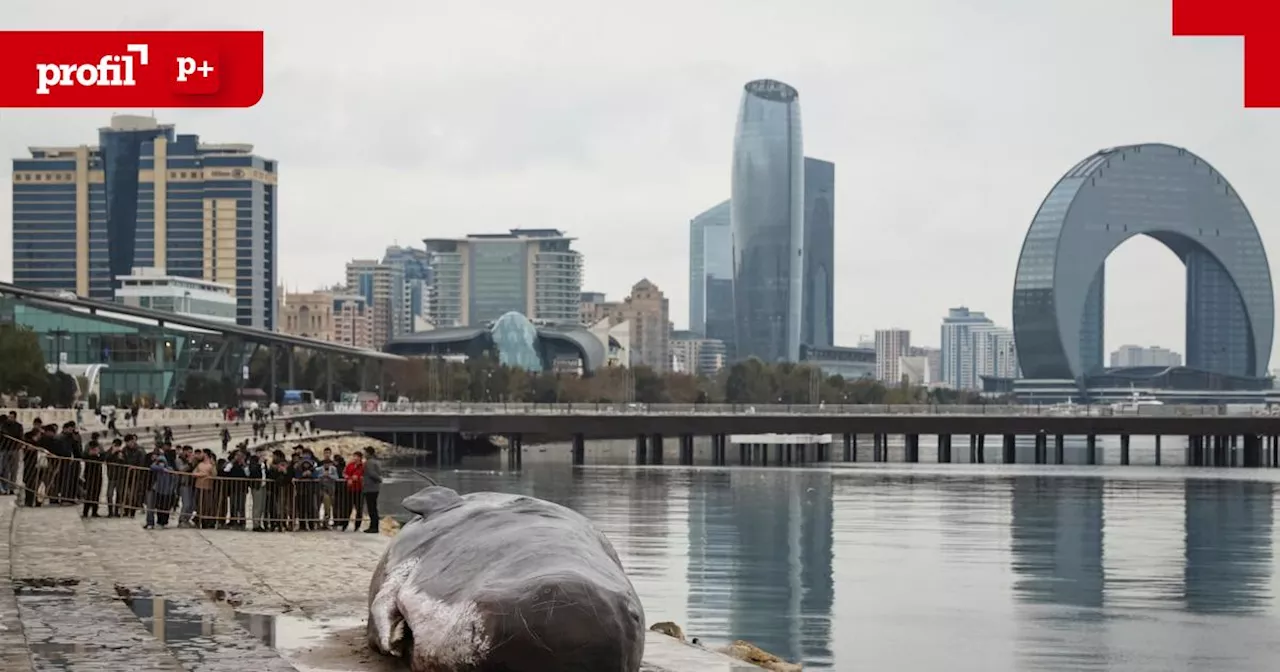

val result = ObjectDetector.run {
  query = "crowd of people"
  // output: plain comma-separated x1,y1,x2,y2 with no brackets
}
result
0,412,385,533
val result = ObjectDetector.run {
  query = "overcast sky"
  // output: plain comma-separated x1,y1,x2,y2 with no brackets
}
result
3,0,1278,363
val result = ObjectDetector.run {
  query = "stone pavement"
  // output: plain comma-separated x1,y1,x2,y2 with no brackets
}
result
2,498,758,671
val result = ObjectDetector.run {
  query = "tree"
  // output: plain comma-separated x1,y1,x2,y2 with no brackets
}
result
0,325,49,397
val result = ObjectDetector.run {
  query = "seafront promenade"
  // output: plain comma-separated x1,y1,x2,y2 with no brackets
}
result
0,499,755,671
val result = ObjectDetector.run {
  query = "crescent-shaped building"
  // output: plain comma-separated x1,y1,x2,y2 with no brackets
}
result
1012,143,1274,383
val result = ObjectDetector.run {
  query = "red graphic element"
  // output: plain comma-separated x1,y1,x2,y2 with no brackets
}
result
1172,0,1280,108
0,31,262,108
172,54,221,96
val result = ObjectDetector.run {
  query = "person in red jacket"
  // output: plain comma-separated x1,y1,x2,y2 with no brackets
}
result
339,452,365,531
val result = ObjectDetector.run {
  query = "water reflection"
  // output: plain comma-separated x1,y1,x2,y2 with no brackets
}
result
383,456,1280,671
1184,480,1273,614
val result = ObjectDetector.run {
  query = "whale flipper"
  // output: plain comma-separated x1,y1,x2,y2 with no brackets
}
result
402,486,463,518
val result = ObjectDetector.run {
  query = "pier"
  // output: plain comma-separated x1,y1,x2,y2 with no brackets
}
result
299,402,1280,469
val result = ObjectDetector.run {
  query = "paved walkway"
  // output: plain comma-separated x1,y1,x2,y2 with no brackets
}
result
1,499,756,671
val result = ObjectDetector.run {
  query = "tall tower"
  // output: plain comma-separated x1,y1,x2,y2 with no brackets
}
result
730,79,804,362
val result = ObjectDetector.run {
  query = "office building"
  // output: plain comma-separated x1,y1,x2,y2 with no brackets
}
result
875,328,911,383
114,266,236,323
424,229,582,327
671,330,728,376
1012,143,1272,380
688,200,734,351
346,260,405,348
382,245,432,333
799,344,875,380
279,289,375,350
731,79,804,363
802,157,834,349
11,114,278,329
1110,345,1183,368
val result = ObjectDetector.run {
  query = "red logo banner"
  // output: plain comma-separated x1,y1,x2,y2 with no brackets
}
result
0,31,263,108
1172,0,1280,108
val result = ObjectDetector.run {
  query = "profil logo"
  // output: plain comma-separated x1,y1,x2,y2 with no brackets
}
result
35,44,149,94
0,31,262,108
1172,0,1280,107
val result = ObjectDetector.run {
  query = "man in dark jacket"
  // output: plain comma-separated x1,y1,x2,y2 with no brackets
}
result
121,435,148,517
361,447,382,533
104,438,126,516
81,440,104,517
0,411,20,495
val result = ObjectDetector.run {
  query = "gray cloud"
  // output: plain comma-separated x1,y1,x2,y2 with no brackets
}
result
2,0,1277,364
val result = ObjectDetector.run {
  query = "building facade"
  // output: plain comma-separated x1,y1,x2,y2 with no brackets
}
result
11,114,278,329
731,79,804,363
688,200,732,344
346,260,405,348
114,267,236,323
941,307,1020,389
671,330,728,376
1110,345,1183,368
382,245,432,333
802,157,835,349
1012,143,1273,380
874,328,911,383
424,229,582,327
579,281,671,372
799,344,875,380
278,290,375,350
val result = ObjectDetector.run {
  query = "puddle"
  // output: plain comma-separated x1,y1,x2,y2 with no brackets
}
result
233,611,403,672
114,585,400,671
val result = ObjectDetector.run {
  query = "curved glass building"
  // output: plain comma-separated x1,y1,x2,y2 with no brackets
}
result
731,79,804,362
1012,143,1274,380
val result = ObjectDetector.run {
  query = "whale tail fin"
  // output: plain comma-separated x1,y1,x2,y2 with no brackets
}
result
402,485,463,518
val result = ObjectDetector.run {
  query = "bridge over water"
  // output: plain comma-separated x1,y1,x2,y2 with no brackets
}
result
294,402,1280,470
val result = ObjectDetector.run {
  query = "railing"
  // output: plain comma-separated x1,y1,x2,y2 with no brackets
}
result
0,435,376,531
283,401,1239,417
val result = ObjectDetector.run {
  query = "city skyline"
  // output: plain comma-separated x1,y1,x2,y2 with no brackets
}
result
3,1,1280,362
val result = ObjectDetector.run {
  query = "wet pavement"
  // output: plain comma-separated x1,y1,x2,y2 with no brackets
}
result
1,498,756,671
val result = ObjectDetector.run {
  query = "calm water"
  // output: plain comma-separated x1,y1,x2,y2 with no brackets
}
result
383,436,1280,671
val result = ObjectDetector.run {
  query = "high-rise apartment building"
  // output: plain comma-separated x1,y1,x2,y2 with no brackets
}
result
874,328,911,383
802,157,835,349
11,114,278,329
1110,345,1183,368
731,79,804,363
346,260,406,348
582,280,671,372
689,200,734,353
279,290,374,349
940,307,1020,389
424,229,582,327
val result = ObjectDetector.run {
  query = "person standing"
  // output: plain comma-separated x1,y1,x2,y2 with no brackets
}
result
81,440,104,517
341,451,364,531
193,452,216,529
361,447,381,533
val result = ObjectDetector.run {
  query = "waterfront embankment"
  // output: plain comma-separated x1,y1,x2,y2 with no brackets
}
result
0,498,759,671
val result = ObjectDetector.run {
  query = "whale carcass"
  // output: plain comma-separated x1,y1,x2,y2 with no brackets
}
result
367,486,646,671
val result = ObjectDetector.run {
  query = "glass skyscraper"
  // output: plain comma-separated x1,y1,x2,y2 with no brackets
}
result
731,79,804,363
688,200,734,350
11,114,279,329
801,157,834,349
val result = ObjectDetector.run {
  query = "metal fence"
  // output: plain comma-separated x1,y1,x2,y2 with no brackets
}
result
281,401,1235,417
0,436,374,531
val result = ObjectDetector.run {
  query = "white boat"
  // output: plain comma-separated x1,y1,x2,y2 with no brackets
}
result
1110,389,1164,413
